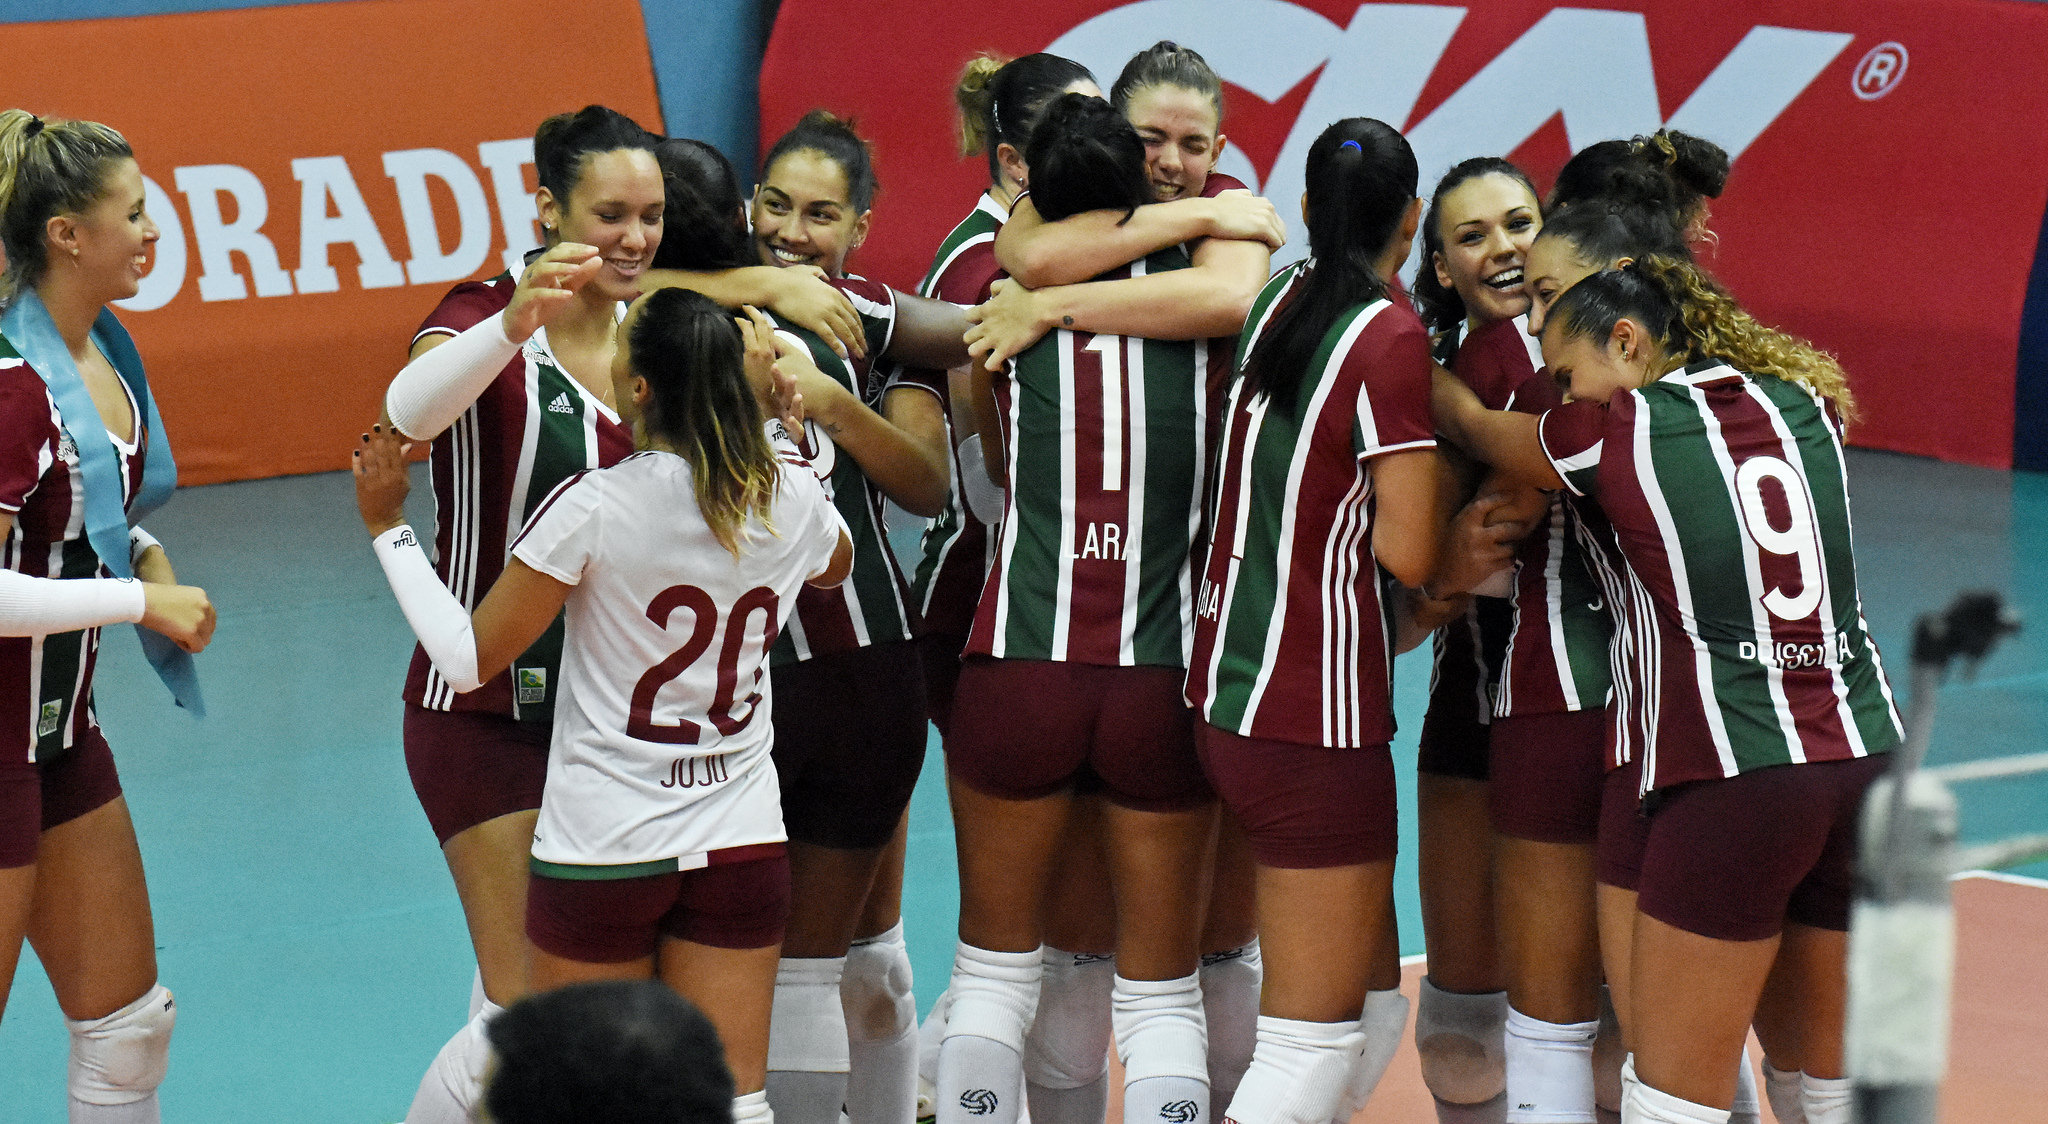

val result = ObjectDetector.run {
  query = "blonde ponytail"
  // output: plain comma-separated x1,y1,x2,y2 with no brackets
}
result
954,54,1007,158
0,109,133,301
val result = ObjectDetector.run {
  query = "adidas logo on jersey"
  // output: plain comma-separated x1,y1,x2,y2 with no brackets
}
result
546,392,574,415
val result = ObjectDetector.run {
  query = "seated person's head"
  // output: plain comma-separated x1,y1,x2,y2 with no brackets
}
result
481,980,733,1124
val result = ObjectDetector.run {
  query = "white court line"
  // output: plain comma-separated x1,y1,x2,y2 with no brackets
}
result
1954,869,2048,890
1925,751,2048,784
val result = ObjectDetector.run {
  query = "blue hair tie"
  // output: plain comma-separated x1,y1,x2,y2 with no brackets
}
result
1340,139,1362,152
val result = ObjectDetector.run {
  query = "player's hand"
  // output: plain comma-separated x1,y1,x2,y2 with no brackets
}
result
505,242,603,341
965,279,1052,373
1432,491,1530,598
738,306,807,434
140,582,216,654
765,267,864,361
1204,190,1287,250
353,424,415,536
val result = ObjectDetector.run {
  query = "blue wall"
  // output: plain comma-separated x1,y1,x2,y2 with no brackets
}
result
0,0,772,179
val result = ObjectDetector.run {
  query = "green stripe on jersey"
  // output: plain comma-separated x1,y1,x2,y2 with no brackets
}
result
1133,331,1202,666
919,203,1002,296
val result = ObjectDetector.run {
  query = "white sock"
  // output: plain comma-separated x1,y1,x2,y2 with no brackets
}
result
1225,1016,1363,1124
1503,1008,1597,1123
1025,949,1113,1124
920,989,954,1121
770,956,853,1124
1592,987,1625,1114
1797,1075,1849,1124
404,998,502,1124
939,943,1043,1124
1329,988,1409,1124
846,924,921,1124
1113,973,1209,1124
1201,942,1261,1123
737,1089,777,1124
69,1101,160,1124
1728,1046,1759,1124
468,967,487,1021
1760,1064,1803,1124
1414,977,1507,1104
1620,1075,1730,1124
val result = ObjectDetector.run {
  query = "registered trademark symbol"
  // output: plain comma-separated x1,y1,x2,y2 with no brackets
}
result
1852,42,1908,100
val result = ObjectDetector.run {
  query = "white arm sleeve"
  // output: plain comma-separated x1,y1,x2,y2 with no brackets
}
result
957,433,1007,525
384,311,521,441
372,525,481,692
0,569,145,636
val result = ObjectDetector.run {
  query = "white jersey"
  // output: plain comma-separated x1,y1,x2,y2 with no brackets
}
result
511,448,847,875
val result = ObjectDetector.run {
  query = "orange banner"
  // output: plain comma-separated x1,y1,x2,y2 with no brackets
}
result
3,0,663,484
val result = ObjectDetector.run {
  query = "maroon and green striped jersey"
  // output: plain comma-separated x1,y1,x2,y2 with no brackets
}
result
406,276,633,722
768,292,944,665
910,194,1007,640
1538,361,1901,792
0,347,147,763
1187,263,1436,745
965,245,1224,668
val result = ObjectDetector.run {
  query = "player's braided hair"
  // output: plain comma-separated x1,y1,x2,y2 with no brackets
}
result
1548,256,1858,423
0,109,133,303
628,287,782,556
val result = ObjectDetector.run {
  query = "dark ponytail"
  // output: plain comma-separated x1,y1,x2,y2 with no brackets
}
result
1548,129,1727,230
627,287,782,556
650,137,754,272
1531,199,1687,271
1242,118,1416,405
1023,94,1152,223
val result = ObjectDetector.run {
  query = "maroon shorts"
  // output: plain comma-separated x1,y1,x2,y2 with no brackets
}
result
947,657,1209,812
1417,710,1491,781
1197,724,1397,869
1596,755,1649,891
1490,710,1608,844
526,843,791,961
771,640,927,850
404,704,551,845
919,631,969,737
0,724,124,869
1636,755,1888,942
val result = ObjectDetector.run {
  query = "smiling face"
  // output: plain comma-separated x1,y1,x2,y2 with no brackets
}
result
65,158,157,304
540,148,665,304
1431,172,1540,327
1122,82,1223,202
751,149,869,277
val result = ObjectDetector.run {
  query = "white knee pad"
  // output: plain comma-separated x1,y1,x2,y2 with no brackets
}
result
1111,973,1209,1085
1619,1074,1731,1124
771,957,852,1073
945,942,1043,1055
1502,1007,1598,1124
1227,1016,1363,1124
1330,988,1410,1123
67,984,176,1107
846,924,918,1045
1414,977,1506,1104
1024,948,1114,1089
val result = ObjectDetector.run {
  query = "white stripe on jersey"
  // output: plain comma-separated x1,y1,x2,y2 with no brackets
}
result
989,359,1027,659
1120,323,1150,665
430,405,482,709
1199,387,1265,713
1554,441,1604,483
1052,332,1079,661
1323,468,1373,745
1544,508,1584,712
1811,393,1904,742
918,198,1005,298
1179,336,1208,666
1632,395,1739,781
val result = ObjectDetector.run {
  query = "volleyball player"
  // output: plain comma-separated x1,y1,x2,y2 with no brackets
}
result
358,286,853,1124
937,92,1230,1124
0,108,213,1124
1432,258,1900,1124
960,45,1284,1120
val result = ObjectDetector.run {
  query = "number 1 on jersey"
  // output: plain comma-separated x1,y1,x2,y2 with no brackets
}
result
1085,334,1126,492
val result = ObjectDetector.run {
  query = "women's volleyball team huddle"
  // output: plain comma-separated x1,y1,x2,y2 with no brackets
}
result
0,34,1902,1124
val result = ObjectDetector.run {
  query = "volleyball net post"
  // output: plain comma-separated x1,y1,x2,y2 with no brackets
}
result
1848,591,2022,1124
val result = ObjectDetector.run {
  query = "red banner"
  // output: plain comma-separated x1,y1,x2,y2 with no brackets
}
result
4,0,663,484
762,0,2048,468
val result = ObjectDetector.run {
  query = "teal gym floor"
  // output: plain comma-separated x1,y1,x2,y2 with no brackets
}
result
1,450,2042,1122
